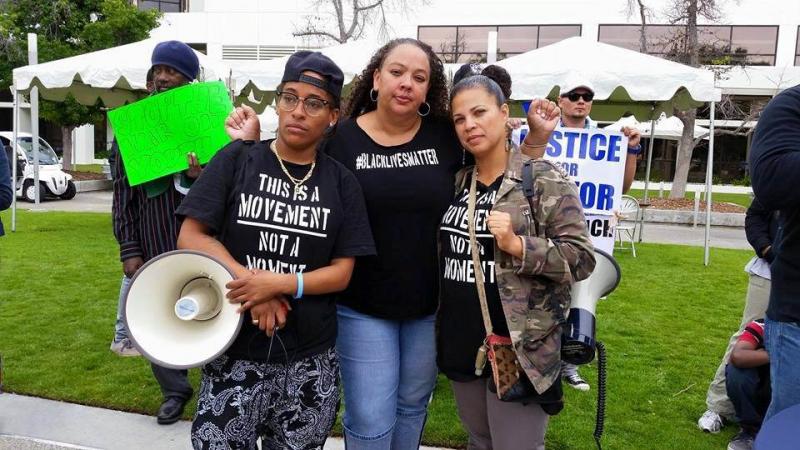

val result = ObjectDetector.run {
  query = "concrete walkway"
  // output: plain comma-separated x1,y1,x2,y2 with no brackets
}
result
0,393,447,450
638,222,749,250
9,190,749,250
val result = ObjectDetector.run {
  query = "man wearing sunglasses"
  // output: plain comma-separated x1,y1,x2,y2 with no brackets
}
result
525,81,641,392
556,82,641,194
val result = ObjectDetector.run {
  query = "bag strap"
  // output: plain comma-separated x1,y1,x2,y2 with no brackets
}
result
522,159,540,236
467,167,494,336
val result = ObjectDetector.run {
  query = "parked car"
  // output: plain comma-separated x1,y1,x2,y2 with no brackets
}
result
0,132,76,201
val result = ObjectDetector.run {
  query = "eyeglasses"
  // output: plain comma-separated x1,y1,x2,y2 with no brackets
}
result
276,91,331,117
562,91,594,102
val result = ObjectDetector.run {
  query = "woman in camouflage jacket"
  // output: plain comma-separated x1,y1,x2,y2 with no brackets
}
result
437,74,596,449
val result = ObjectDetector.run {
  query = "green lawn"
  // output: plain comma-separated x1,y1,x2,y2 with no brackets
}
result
0,210,751,449
628,188,752,208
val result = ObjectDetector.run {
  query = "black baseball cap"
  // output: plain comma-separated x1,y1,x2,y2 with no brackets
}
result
281,51,344,102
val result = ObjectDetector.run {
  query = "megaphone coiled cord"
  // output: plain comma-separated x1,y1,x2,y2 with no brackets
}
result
248,328,292,395
594,341,607,450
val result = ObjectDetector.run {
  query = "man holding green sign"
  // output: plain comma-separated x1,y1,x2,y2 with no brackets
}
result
108,40,230,426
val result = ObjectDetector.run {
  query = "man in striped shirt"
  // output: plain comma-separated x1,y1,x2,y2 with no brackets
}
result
110,40,202,425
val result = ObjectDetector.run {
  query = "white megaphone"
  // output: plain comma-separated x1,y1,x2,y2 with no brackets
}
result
561,249,621,365
123,250,243,369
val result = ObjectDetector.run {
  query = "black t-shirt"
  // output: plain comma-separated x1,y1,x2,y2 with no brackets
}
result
176,139,375,362
437,174,509,382
324,117,464,319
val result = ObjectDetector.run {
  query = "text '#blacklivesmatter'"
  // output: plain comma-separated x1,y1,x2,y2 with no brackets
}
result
354,149,439,170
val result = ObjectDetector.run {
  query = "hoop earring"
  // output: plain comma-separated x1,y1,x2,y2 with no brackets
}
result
418,101,431,117
369,88,378,102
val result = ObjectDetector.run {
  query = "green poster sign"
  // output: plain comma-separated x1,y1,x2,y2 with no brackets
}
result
108,81,233,186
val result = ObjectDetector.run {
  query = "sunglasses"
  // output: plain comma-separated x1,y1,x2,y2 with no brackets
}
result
562,91,594,102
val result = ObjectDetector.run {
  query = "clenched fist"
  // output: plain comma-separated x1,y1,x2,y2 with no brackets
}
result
487,211,523,257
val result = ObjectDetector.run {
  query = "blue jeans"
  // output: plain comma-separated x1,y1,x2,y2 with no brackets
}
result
113,275,132,342
764,318,800,420
725,364,770,431
336,305,438,450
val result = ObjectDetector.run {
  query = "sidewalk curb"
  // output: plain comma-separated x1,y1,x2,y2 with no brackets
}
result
0,394,452,450
74,180,111,193
642,209,745,227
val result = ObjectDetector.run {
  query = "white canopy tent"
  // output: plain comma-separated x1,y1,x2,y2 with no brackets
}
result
714,65,800,96
496,37,719,121
12,38,231,108
604,113,710,140
231,40,382,113
496,37,722,264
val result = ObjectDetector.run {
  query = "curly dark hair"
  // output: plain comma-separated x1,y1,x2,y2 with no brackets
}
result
345,38,450,120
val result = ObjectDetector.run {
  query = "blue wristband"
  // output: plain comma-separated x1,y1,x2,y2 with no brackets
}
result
628,144,642,155
294,272,304,299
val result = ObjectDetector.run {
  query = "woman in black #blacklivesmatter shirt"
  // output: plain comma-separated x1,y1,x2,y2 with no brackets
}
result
176,52,374,450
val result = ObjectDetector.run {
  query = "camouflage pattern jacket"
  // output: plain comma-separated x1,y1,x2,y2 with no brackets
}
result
453,148,596,394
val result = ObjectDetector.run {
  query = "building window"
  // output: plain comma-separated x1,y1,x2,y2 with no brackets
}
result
537,25,582,49
187,43,207,55
796,26,800,65
419,24,581,63
598,24,778,66
138,0,183,13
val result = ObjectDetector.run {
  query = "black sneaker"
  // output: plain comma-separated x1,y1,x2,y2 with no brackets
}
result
563,373,590,391
727,429,754,450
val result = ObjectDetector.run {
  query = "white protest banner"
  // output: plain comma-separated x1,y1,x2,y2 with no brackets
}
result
512,125,628,254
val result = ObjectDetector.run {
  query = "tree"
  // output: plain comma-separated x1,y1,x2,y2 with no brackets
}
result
438,32,468,64
626,0,650,53
0,0,160,169
293,0,427,45
627,0,736,198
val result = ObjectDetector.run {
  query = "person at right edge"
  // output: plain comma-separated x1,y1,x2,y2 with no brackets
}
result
0,138,12,236
439,73,595,449
749,83,800,421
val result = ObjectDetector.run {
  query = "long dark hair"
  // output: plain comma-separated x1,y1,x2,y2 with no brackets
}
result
345,38,449,120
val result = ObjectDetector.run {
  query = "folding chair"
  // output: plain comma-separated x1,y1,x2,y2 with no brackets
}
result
615,195,640,257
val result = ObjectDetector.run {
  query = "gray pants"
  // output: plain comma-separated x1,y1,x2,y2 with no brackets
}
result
152,364,193,401
705,273,770,418
116,276,192,400
451,378,548,450
113,275,132,342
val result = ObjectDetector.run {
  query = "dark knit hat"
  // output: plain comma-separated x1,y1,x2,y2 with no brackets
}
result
151,40,200,81
281,51,344,102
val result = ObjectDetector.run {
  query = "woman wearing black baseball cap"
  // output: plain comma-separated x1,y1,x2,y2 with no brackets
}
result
177,51,375,449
